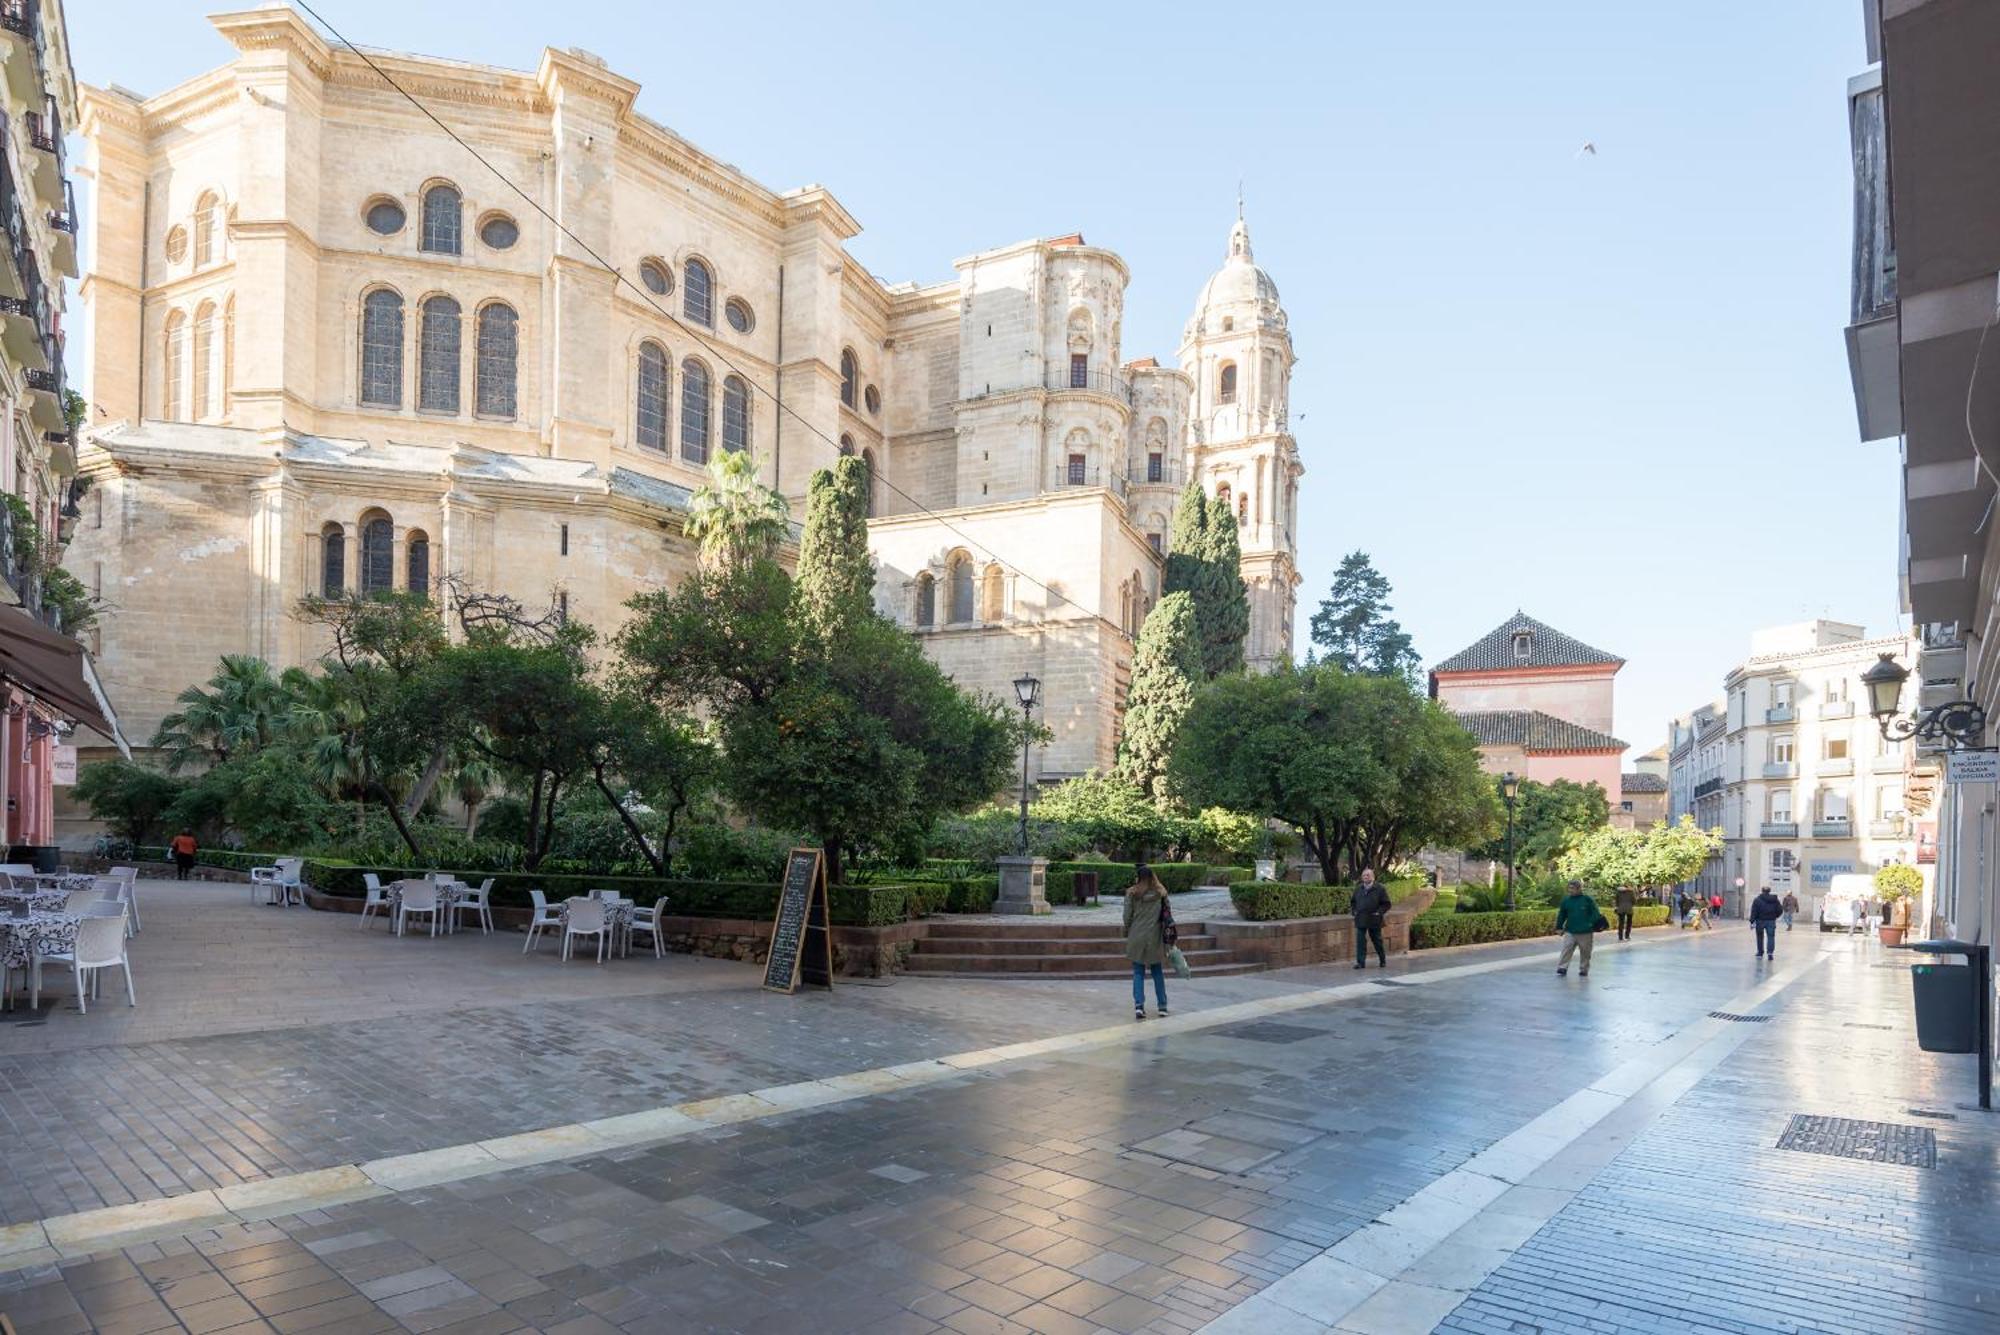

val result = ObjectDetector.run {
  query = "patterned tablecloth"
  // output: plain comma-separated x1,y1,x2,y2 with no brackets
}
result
0,910,81,972
0,889,71,914
388,881,467,931
557,898,635,956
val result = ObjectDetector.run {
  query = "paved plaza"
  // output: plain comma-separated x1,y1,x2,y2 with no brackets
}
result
0,881,1994,1334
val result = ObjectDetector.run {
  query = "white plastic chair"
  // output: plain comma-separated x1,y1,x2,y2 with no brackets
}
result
92,880,137,937
251,857,303,906
107,866,141,931
454,878,494,935
62,912,136,1013
358,873,388,930
560,897,607,963
395,880,440,937
63,888,99,916
627,899,665,959
523,889,561,953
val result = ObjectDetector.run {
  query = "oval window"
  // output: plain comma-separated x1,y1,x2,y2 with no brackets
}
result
364,198,406,236
725,298,753,334
864,385,881,415
479,214,519,249
165,225,188,263
638,259,672,296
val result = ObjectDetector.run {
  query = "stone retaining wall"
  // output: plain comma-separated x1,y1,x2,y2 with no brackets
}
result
1206,887,1436,970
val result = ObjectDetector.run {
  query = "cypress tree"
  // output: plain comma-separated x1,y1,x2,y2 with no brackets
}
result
1197,507,1250,677
792,456,875,642
1162,481,1210,602
1116,591,1202,800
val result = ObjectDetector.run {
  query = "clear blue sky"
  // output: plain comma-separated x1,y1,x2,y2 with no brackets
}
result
69,1,1896,752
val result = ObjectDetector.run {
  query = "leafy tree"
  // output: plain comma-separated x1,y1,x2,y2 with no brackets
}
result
792,455,874,642
685,449,791,572
1875,863,1922,902
1560,816,1722,893
73,760,186,845
1168,664,1496,883
1115,591,1202,800
1467,777,1609,875
1187,807,1264,863
1308,551,1419,680
1030,772,1177,861
1163,484,1249,679
151,655,293,772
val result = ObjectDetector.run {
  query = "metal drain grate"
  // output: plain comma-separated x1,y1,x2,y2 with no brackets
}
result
1907,1109,1959,1122
1216,1021,1324,1044
1709,1012,1773,1023
1370,978,1412,988
1776,1115,1936,1168
1844,1023,1894,1031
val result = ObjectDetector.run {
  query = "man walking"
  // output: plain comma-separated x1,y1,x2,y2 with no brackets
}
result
1780,889,1799,932
1750,884,1783,960
1555,880,1600,978
1614,884,1636,942
1352,868,1389,970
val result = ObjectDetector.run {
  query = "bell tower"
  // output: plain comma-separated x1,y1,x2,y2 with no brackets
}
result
1179,212,1303,670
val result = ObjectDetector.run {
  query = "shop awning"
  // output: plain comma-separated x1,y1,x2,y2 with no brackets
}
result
0,606,131,758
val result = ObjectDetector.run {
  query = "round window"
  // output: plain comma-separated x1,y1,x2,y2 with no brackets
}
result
165,225,188,263
364,198,406,236
638,259,671,296
864,385,881,415
725,298,753,334
479,214,519,249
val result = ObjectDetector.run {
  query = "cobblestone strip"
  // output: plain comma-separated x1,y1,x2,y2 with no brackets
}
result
0,931,1695,1277
1198,952,1830,1334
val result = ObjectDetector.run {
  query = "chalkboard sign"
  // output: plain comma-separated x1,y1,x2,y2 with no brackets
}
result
763,847,834,994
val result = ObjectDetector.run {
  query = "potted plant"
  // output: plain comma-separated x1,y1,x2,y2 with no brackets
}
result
1874,863,1922,946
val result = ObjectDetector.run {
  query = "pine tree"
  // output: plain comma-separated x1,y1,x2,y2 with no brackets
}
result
792,456,875,643
1116,591,1202,800
1308,551,1419,680
1198,508,1250,677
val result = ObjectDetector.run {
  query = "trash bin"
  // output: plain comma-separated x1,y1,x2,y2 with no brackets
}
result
1072,871,1099,906
1911,940,1978,1055
7,844,59,873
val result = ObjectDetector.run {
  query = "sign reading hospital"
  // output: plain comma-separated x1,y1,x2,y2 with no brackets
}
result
1945,750,2000,784
1810,861,1856,889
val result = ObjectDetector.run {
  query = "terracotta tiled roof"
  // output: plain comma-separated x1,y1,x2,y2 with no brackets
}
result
1046,233,1085,247
1455,709,1627,754
1434,612,1623,674
1621,772,1668,794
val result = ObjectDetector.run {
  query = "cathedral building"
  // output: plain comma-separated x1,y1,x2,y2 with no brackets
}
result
65,5,1302,797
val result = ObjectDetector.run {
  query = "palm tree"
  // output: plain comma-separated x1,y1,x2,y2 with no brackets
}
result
150,655,291,772
453,755,500,837
684,451,791,571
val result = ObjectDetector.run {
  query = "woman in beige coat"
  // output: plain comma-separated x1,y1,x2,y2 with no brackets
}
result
1124,866,1170,1020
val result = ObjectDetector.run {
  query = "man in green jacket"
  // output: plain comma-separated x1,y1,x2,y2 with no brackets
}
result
1555,879,1600,978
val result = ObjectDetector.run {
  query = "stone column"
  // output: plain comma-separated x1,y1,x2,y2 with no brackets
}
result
995,855,1050,915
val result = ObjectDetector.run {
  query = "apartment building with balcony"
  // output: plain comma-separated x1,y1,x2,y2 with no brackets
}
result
1846,0,2000,1106
1670,621,1921,919
0,0,124,856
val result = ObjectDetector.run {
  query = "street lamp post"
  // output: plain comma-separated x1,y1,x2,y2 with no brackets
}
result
1501,771,1520,911
1863,651,1992,1111
1013,673,1041,857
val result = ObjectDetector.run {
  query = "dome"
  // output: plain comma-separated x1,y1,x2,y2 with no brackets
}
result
1194,216,1282,312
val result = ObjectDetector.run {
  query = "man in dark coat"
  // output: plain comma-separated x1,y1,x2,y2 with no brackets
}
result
1613,884,1637,942
1750,885,1784,960
1352,868,1389,970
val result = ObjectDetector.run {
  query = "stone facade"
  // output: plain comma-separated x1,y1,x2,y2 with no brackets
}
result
64,7,1305,799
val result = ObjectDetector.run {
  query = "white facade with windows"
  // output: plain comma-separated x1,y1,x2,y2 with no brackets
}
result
1669,621,1924,919
65,7,1303,781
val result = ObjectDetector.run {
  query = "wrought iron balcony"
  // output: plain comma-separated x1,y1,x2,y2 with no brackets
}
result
0,0,44,107
1693,777,1724,799
24,108,51,153
1049,463,1127,497
1761,762,1796,779
1759,822,1799,839
1811,819,1852,839
1044,365,1132,402
1764,704,1795,724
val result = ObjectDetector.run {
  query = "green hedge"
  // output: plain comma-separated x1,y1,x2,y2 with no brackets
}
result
1410,904,1670,949
1429,888,1459,915
1228,874,1430,923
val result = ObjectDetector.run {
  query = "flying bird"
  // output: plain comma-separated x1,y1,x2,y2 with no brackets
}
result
1576,142,1597,158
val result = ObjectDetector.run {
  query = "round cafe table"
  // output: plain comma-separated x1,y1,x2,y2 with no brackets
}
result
0,888,70,914
0,909,81,1011
387,881,466,935
558,897,635,957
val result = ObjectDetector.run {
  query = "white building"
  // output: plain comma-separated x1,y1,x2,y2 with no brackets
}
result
1670,621,1925,919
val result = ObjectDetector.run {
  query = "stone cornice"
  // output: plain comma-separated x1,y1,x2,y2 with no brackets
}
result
210,7,335,80
616,121,786,230
77,85,146,141
534,48,637,116
779,186,861,243
327,50,544,114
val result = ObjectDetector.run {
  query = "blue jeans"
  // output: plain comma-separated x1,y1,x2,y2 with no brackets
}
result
1754,921,1776,956
1132,962,1166,1010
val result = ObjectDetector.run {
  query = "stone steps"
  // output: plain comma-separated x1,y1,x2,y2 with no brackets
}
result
909,933,1220,958
923,920,1132,941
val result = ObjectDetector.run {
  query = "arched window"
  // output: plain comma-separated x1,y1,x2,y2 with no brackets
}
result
839,349,858,408
421,183,462,255
320,523,345,595
406,531,430,595
359,513,394,595
861,448,877,517
682,258,713,326
1130,569,1144,635
191,302,216,420
193,191,218,268
222,296,235,413
721,375,750,453
1237,493,1249,525
839,434,855,456
981,564,1004,622
360,289,404,407
162,310,186,421
948,553,975,624
635,342,669,451
680,358,711,464
915,573,935,628
419,295,461,413
476,303,518,418
1218,362,1237,404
